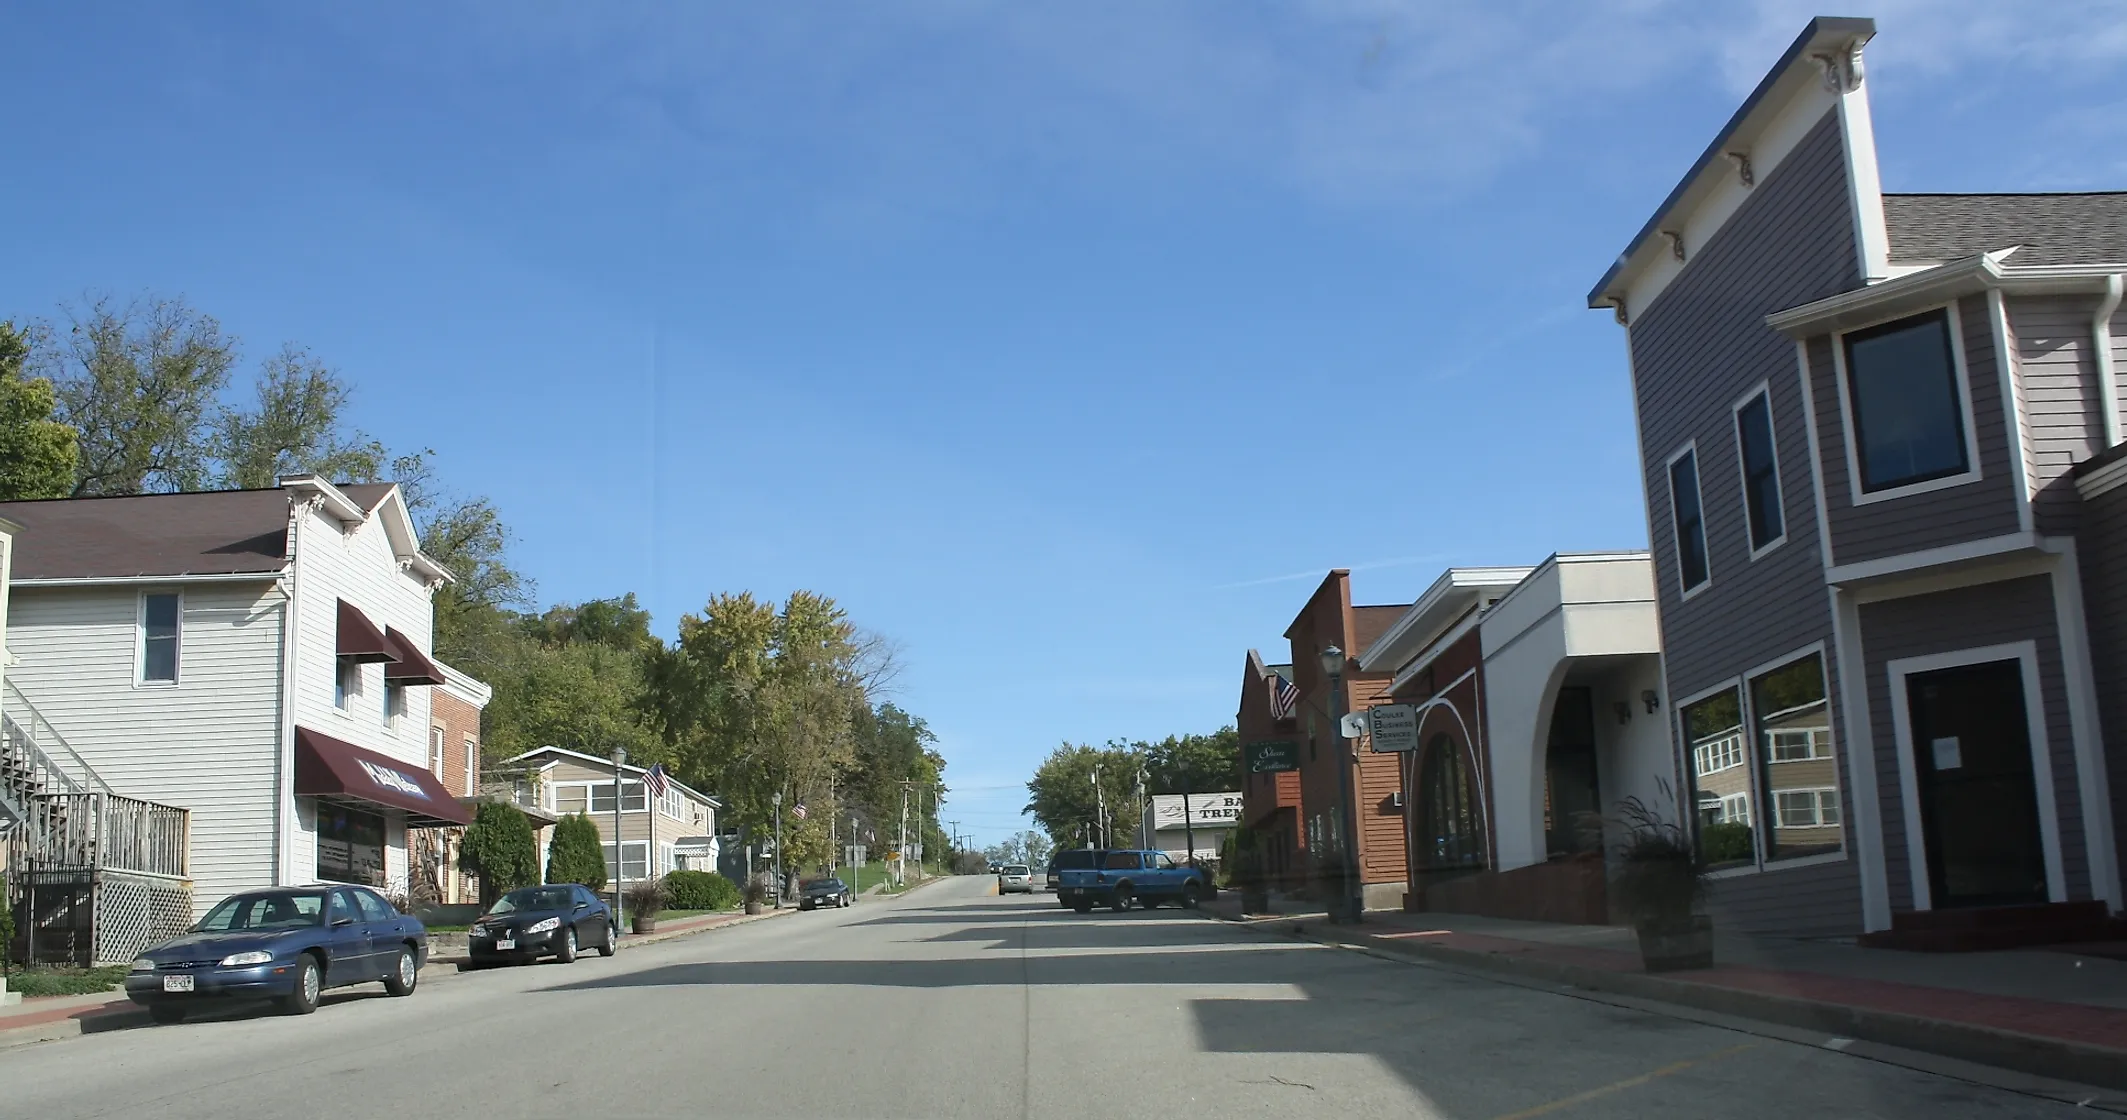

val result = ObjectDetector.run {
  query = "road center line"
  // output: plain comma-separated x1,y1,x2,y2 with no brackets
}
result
1486,1043,1758,1120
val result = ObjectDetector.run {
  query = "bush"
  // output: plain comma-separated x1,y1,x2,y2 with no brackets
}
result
663,870,740,912
625,879,666,919
460,802,538,902
545,813,608,891
1699,821,1755,865
743,872,771,906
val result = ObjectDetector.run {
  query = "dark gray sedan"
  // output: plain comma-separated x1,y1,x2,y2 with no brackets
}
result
798,877,853,910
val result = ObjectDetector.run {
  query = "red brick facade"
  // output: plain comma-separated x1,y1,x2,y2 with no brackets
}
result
423,675,486,904
1237,650,1305,889
1283,571,1409,903
1391,626,1492,907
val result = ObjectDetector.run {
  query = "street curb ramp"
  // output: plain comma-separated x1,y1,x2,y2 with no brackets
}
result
1226,914,2127,1093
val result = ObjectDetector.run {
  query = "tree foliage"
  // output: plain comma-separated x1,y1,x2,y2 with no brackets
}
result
461,802,539,904
545,813,608,891
43,295,234,496
1024,742,1144,849
213,344,386,489
1140,727,1241,794
0,321,79,501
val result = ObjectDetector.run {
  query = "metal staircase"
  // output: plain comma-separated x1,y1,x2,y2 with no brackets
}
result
2,680,191,965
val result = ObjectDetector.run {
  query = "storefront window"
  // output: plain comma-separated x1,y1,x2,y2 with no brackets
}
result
317,802,387,886
1750,652,1841,862
1683,687,1753,870
1416,733,1483,870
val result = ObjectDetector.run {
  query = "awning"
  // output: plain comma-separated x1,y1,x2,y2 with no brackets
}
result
336,600,394,663
294,727,470,826
382,627,446,686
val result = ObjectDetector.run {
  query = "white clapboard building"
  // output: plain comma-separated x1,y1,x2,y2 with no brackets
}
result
1135,792,1243,863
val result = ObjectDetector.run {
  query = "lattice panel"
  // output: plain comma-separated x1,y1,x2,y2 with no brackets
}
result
95,874,192,965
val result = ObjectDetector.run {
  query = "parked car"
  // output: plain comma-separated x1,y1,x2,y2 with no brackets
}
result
1058,849,1212,913
1044,861,1060,892
1048,848,1105,906
125,885,427,1022
799,877,853,910
997,865,1034,893
468,884,615,966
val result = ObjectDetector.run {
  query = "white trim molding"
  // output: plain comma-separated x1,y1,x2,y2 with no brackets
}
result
1732,380,1790,561
1824,531,2040,588
1665,440,1712,600
2038,537,2123,910
1883,640,2067,911
1987,288,2036,534
1831,300,1985,508
1828,586,1890,929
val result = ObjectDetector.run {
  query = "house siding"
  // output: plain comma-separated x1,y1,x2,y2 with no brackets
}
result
1285,575,1407,890
290,501,437,773
2079,477,2127,883
533,756,716,874
2012,295,2111,535
7,582,286,915
1813,294,2025,566
1858,575,2089,910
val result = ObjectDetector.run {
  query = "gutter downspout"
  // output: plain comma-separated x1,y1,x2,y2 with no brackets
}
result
2094,274,2124,449
275,499,305,887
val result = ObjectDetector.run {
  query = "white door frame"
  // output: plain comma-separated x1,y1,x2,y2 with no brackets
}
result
1884,640,2066,910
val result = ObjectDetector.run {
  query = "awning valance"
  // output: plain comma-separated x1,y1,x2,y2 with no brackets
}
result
382,627,446,686
336,600,394,663
294,727,470,827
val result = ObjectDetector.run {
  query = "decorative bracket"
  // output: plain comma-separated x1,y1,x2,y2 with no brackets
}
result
1660,230,1686,262
1813,38,1865,93
1611,298,1629,326
1726,150,1754,187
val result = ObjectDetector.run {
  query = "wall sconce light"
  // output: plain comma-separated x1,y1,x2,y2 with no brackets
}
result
1642,689,1661,714
1613,701,1632,725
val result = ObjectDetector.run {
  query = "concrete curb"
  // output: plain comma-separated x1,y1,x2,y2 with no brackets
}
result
1224,914,2127,1092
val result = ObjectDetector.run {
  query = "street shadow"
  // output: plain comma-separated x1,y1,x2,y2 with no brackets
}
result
78,988,393,1035
922,924,1260,950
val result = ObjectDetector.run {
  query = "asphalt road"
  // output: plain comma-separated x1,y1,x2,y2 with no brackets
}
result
0,876,2100,1119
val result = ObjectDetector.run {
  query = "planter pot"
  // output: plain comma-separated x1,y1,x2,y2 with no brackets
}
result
744,900,764,916
1635,914,1714,972
631,914,660,935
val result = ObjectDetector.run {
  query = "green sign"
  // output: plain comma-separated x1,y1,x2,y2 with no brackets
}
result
1244,740,1301,774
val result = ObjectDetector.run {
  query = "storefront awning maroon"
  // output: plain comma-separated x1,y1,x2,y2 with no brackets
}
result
294,727,470,827
336,599,395,663
381,627,446,686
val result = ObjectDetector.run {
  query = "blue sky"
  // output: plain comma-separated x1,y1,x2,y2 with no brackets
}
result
5,3,2124,845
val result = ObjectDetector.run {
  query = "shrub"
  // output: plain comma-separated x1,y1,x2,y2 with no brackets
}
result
626,878,666,919
1608,794,1707,927
743,872,771,906
663,870,740,912
545,813,608,891
460,802,538,902
1699,821,1755,865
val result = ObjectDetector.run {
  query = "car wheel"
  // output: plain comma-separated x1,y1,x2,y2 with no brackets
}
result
384,947,418,996
554,926,578,964
1109,886,1133,913
149,1004,187,1024
1181,882,1203,909
282,956,321,1016
597,921,617,957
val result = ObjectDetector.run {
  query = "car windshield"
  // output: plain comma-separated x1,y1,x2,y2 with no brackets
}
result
488,887,575,915
194,892,325,932
1003,866,1029,875
807,879,843,891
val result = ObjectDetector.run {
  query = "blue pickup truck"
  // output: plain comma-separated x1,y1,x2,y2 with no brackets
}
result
1056,849,1213,913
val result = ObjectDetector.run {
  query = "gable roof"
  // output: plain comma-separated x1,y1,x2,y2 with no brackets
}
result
499,745,722,808
0,487,295,581
1884,193,2127,267
0,478,453,585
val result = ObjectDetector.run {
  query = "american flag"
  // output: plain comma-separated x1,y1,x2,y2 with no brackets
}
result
1270,674,1299,720
644,763,670,798
791,803,808,821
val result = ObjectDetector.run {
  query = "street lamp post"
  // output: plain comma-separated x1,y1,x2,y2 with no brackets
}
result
1322,645,1363,924
611,745,628,927
772,790,784,908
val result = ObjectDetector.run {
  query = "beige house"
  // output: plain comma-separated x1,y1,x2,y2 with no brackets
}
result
499,747,720,881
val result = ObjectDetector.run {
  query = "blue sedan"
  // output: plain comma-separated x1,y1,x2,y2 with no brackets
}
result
126,884,428,1022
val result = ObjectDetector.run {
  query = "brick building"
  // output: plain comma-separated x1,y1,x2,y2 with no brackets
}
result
1236,649,1305,890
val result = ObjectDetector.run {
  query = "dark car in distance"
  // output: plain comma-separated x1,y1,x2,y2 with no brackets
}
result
469,884,616,966
126,885,427,1022
799,877,853,910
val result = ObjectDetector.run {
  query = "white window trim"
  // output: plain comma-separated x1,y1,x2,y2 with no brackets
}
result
464,734,478,796
1771,787,1841,828
551,779,649,815
335,659,364,715
135,589,182,688
429,726,446,779
1885,640,2066,911
1665,440,1712,600
1832,300,1985,507
1742,640,1849,871
384,681,406,730
1731,381,1789,560
601,840,650,880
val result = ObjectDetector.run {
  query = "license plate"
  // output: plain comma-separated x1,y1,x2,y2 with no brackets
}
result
163,975,193,992
494,939,515,951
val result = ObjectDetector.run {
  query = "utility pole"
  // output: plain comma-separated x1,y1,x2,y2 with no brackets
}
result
610,745,628,927
829,774,838,876
773,789,784,909
898,783,910,886
1092,764,1105,849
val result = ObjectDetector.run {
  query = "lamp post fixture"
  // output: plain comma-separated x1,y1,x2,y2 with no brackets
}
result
1322,644,1363,924
610,745,628,927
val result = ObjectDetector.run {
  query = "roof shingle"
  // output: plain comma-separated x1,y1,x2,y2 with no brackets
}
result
1884,193,2127,267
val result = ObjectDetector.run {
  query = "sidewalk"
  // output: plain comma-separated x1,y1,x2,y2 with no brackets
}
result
1214,901,2127,1091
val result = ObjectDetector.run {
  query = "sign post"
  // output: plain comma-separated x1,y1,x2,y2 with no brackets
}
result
1368,704,1421,753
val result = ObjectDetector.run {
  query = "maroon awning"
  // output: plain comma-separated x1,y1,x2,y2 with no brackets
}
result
336,600,395,663
382,627,446,686
294,727,470,826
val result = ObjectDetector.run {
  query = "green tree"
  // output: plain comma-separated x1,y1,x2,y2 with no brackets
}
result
418,495,534,670
1024,742,1143,848
41,295,235,496
460,802,538,905
545,813,608,891
523,593,655,653
1140,727,1241,794
213,344,386,489
482,639,658,763
0,321,79,500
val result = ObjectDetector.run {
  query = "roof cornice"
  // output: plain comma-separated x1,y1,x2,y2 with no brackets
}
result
1765,254,2127,337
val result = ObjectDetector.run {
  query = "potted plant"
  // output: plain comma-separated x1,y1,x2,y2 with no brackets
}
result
743,872,770,916
1228,826,1270,915
626,879,666,935
1608,792,1713,971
